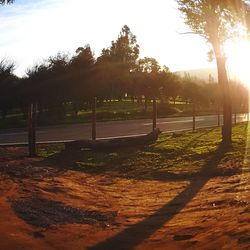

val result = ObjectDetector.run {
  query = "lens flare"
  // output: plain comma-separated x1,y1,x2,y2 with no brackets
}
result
225,40,250,172
225,40,250,87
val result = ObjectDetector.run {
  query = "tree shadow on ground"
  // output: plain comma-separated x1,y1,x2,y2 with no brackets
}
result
87,143,228,250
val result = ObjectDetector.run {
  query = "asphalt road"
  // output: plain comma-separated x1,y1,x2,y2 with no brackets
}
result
0,114,248,144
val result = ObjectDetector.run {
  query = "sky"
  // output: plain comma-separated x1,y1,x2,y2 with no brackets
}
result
0,0,215,77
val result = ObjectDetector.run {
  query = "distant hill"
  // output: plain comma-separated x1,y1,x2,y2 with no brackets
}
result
176,67,218,83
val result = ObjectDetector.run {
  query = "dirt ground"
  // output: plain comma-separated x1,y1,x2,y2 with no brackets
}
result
1,147,250,250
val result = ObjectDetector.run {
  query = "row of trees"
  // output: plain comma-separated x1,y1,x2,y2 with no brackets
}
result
24,25,182,113
0,25,222,120
0,53,248,120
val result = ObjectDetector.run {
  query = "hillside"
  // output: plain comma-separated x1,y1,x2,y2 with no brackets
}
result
176,67,218,82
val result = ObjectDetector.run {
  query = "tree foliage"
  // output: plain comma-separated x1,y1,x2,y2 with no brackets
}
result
0,0,14,4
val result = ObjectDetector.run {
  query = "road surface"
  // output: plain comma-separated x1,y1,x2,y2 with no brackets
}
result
0,114,248,144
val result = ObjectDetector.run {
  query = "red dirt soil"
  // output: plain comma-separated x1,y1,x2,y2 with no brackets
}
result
1,147,250,249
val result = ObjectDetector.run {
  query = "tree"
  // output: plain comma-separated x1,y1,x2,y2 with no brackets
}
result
160,69,181,104
109,25,140,72
0,0,14,4
181,77,202,104
25,53,71,119
136,57,161,110
96,25,140,101
24,47,96,119
176,0,250,144
68,45,96,113
0,59,17,119
0,0,15,117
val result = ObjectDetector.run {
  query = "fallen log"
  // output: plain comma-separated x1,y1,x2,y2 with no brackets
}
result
65,129,161,150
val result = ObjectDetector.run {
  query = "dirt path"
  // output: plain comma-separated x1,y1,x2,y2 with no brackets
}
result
1,147,250,249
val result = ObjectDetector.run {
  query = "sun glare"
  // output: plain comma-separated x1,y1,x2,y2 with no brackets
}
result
226,40,250,87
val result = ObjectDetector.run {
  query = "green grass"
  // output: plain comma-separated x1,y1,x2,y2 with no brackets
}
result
37,144,65,158
40,123,249,181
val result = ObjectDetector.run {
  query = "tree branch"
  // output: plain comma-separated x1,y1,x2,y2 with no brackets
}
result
176,30,207,39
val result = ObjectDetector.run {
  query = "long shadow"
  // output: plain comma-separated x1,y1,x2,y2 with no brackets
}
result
88,144,228,250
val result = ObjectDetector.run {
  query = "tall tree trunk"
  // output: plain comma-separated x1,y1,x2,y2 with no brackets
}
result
214,51,232,144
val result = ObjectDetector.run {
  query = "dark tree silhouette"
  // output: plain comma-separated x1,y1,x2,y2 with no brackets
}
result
0,0,14,4
0,59,17,119
68,45,96,113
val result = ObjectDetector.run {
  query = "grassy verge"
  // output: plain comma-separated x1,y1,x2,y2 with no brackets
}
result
39,123,249,181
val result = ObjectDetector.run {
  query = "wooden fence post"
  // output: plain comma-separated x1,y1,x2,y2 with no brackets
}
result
152,97,157,131
92,97,97,140
192,102,196,131
28,103,36,157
